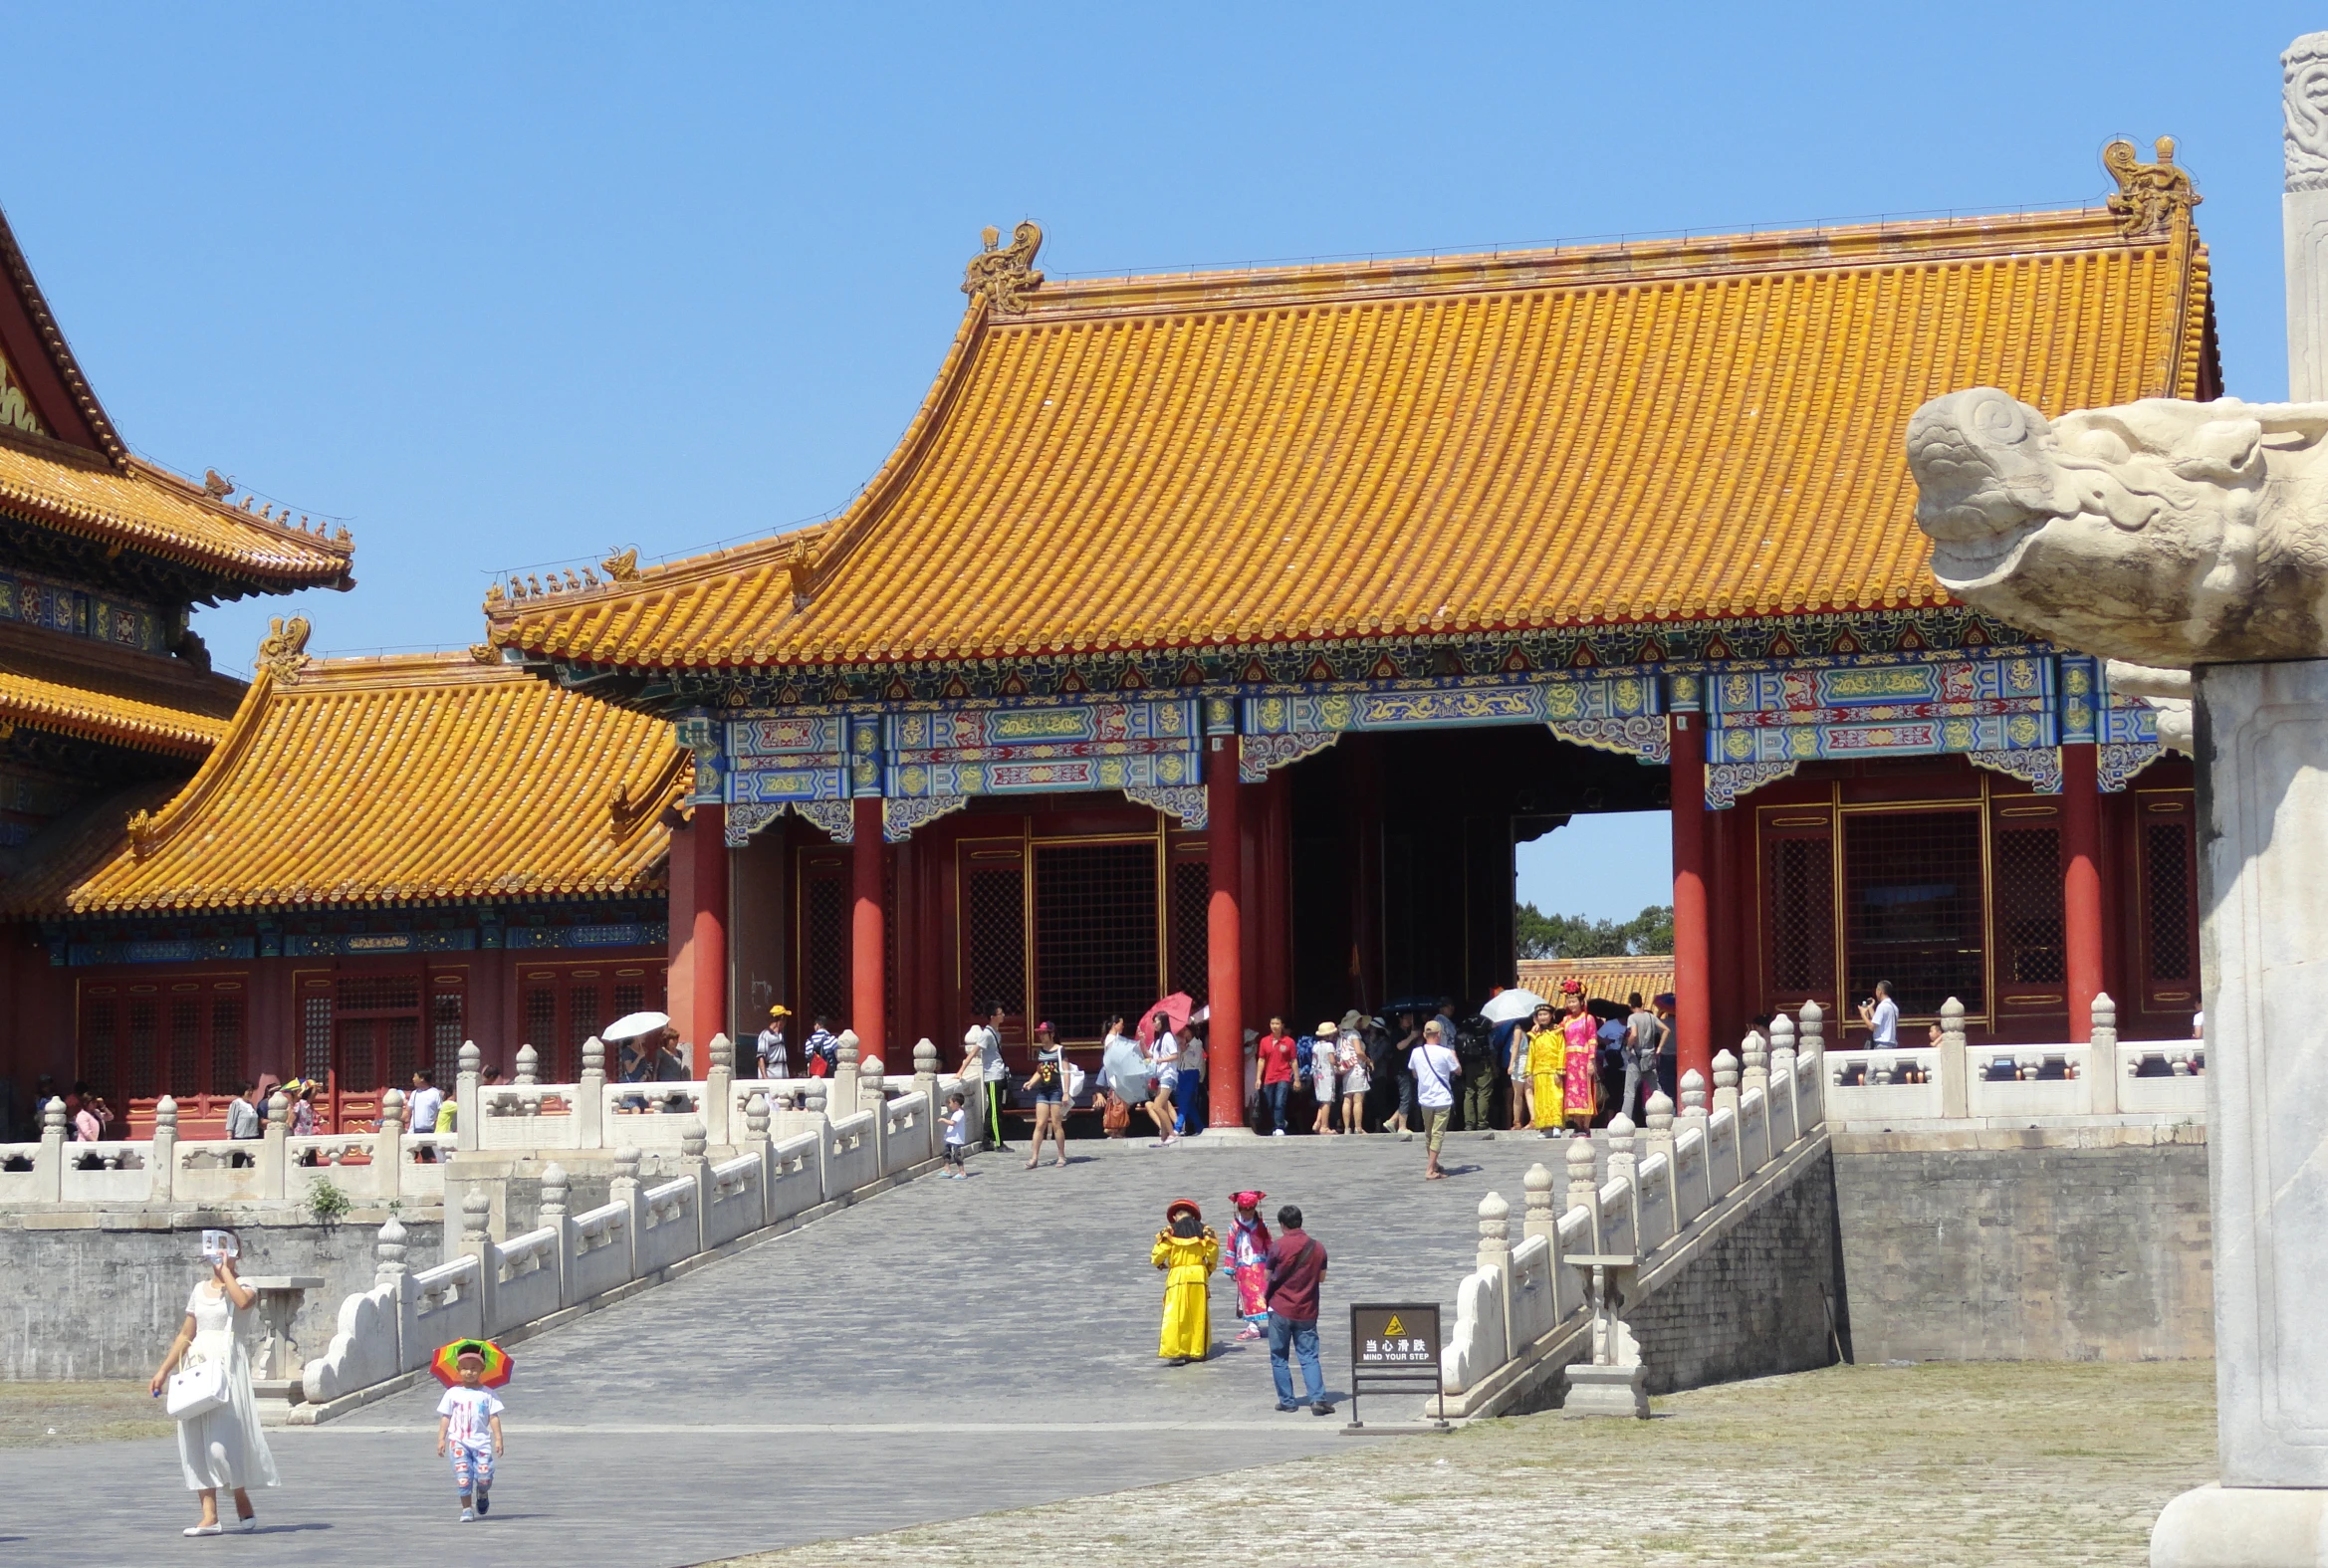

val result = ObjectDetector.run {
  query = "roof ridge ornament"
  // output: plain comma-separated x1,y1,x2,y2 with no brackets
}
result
602,547,641,582
963,221,1045,315
2103,136,2201,238
255,615,313,684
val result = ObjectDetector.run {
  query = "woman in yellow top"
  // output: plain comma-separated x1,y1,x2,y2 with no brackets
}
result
1525,1003,1565,1136
1151,1198,1222,1365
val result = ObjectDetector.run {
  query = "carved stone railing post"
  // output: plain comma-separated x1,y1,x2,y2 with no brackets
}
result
1639,1088,1675,1170
540,1161,573,1308
32,1097,65,1202
913,1039,941,1157
513,1044,539,1086
1479,1189,1514,1361
458,1187,497,1332
1796,1000,1824,1066
832,1029,861,1119
456,1040,482,1153
150,1094,178,1203
1770,1011,1796,1063
1564,1135,1599,1236
1741,1027,1768,1095
258,1090,289,1200
1712,1050,1741,1117
704,1032,734,1146
371,1089,405,1203
578,1035,606,1151
679,1119,712,1250
609,1145,644,1280
1521,1162,1557,1244
1936,997,1970,1118
375,1214,410,1284
2087,992,2121,1115
1678,1069,1709,1134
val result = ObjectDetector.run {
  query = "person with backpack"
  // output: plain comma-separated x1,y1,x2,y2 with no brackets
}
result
1454,1009,1496,1133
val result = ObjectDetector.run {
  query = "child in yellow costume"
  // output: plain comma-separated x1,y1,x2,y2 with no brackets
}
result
1151,1198,1221,1365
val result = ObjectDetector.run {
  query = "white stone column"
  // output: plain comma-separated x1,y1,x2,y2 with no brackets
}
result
457,1188,499,1334
2151,656,2328,1561
1711,1050,1740,1117
2289,34,2328,400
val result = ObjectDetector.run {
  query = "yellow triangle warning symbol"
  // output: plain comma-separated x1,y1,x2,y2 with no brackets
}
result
1384,1314,1405,1337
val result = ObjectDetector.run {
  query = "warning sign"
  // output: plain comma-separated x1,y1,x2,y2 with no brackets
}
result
1351,1303,1440,1368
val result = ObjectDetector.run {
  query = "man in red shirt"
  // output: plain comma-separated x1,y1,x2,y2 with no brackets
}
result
1257,1018,1297,1136
1266,1204,1331,1414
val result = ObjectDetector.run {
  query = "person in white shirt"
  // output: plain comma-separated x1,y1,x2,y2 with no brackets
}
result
1858,981,1900,1047
941,1091,970,1178
755,1006,790,1079
406,1071,444,1164
1410,1019,1462,1181
964,1004,1009,1151
1146,1014,1181,1146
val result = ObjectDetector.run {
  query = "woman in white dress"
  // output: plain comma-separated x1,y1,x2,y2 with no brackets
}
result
1336,1022,1373,1134
147,1234,279,1535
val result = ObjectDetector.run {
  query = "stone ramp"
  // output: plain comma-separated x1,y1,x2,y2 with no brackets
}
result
8,1134,1586,1567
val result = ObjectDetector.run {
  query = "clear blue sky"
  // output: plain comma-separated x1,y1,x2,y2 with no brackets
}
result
6,3,2315,918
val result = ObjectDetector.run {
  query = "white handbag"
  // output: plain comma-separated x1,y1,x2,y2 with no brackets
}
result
166,1343,232,1421
1064,1062,1087,1099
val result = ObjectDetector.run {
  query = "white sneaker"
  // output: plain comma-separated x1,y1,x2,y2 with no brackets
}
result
1271,1129,1285,1137
232,1516,257,1533
183,1524,222,1537
460,1508,477,1523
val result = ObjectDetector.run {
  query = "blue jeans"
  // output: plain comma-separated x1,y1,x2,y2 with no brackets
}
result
1269,1313,1324,1405
1263,1079,1289,1133
1175,1071,1205,1133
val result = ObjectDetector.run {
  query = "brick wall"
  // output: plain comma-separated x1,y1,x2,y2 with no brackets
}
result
1832,1132,2212,1362
1627,1146,1846,1394
1,1214,445,1381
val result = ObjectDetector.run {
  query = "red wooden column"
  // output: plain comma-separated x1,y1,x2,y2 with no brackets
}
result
688,804,731,1059
1669,712,1713,1093
1259,771,1291,1026
2063,741,2105,1042
1208,735,1247,1131
851,795,886,1062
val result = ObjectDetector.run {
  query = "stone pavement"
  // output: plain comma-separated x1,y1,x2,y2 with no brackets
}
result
715,1360,2220,1568
3,1129,1589,1567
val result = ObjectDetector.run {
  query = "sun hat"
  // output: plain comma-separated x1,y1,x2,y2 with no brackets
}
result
1316,1020,1338,1035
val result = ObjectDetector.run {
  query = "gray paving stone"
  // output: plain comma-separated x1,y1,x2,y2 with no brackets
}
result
6,1134,1582,1566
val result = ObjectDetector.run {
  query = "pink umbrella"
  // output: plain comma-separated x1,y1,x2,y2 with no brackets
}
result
1136,993,1195,1050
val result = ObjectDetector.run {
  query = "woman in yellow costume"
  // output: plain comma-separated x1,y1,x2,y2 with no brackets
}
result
1151,1198,1221,1365
1525,1003,1565,1138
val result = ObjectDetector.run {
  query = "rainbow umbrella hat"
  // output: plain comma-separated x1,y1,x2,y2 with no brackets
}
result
430,1338,514,1389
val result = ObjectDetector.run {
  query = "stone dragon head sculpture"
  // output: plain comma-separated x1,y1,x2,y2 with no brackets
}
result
1905,387,2328,667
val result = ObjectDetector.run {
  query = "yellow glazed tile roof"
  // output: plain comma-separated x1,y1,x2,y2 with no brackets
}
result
1517,956,1677,1007
0,666,229,755
0,433,355,590
66,652,682,913
0,623,245,756
487,204,2212,670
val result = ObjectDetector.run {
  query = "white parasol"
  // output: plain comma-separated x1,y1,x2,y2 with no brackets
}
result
1479,989,1550,1025
601,1009,671,1042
